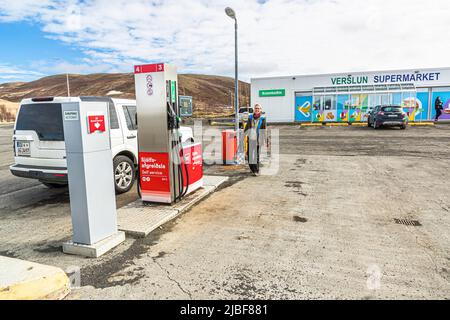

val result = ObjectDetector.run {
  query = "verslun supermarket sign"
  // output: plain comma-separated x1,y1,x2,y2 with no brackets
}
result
373,72,441,83
331,72,441,85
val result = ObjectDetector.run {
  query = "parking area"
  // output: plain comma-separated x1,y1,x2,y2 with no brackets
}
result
0,123,449,299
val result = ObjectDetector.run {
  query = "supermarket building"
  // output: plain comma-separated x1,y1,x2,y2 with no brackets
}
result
250,67,450,123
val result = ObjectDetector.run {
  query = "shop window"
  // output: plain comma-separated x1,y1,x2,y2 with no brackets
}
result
380,94,390,105
392,93,402,106
351,95,360,109
401,92,414,107
313,96,321,110
337,95,350,110
360,94,368,107
323,95,335,110
368,94,379,109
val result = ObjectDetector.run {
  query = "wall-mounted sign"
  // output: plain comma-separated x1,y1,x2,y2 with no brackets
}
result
259,89,285,97
64,111,79,121
331,76,368,85
87,115,106,134
373,72,441,83
146,75,153,96
330,72,442,86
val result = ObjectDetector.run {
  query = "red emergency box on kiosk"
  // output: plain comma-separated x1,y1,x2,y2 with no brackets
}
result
222,130,237,165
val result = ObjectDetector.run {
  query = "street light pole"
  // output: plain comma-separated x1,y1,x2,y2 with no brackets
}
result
225,7,240,162
234,18,239,136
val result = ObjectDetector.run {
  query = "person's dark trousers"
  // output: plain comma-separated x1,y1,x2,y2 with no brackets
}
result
248,139,260,174
435,108,442,121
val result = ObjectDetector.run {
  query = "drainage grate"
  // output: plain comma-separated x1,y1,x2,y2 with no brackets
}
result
394,218,422,227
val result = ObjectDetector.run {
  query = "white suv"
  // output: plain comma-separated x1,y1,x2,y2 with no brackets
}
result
10,96,193,194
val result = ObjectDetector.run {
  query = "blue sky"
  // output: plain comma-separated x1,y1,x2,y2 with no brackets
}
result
0,22,84,81
1,0,450,84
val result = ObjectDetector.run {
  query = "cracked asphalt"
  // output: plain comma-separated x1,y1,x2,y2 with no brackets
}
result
0,123,449,299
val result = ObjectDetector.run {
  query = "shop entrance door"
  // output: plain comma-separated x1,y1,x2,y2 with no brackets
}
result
312,95,336,122
322,95,337,122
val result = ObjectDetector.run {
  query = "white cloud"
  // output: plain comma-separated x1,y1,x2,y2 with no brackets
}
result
0,0,450,82
29,60,120,74
0,64,46,83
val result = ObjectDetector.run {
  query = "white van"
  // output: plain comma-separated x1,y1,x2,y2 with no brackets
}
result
10,96,193,194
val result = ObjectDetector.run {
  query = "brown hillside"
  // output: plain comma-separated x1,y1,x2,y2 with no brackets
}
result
0,73,250,118
0,99,18,122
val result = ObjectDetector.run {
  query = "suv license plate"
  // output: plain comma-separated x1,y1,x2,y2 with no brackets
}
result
17,141,31,156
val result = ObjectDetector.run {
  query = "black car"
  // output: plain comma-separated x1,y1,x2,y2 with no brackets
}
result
367,105,407,129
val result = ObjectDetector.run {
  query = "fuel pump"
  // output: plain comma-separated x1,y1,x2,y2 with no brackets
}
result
134,63,203,204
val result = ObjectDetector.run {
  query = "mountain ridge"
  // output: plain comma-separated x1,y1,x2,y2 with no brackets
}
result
0,73,251,117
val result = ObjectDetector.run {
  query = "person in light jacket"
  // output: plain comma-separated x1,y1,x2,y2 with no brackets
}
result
244,104,267,175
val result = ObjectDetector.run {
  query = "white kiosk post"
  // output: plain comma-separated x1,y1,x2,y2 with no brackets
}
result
61,97,125,258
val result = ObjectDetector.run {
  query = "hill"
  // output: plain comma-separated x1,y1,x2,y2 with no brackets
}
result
0,73,250,118
0,99,19,122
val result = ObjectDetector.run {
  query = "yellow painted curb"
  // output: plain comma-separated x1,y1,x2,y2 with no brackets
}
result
409,122,435,126
300,123,323,127
350,122,367,126
326,123,349,126
0,256,70,300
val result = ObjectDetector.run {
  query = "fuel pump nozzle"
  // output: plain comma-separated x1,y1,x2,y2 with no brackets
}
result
166,81,190,201
167,101,179,130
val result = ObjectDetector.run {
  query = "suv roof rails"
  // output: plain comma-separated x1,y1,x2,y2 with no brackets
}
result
79,96,114,103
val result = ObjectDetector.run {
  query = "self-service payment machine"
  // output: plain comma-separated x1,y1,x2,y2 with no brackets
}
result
134,63,203,204
61,98,125,258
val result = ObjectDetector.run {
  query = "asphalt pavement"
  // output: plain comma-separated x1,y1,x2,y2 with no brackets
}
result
0,123,449,299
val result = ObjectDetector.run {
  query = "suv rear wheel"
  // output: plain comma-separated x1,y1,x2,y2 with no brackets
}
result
113,155,135,194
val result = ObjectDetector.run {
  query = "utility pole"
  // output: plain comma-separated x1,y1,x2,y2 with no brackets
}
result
66,73,71,97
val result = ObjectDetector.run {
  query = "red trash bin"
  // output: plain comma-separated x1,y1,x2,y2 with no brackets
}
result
222,130,237,165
